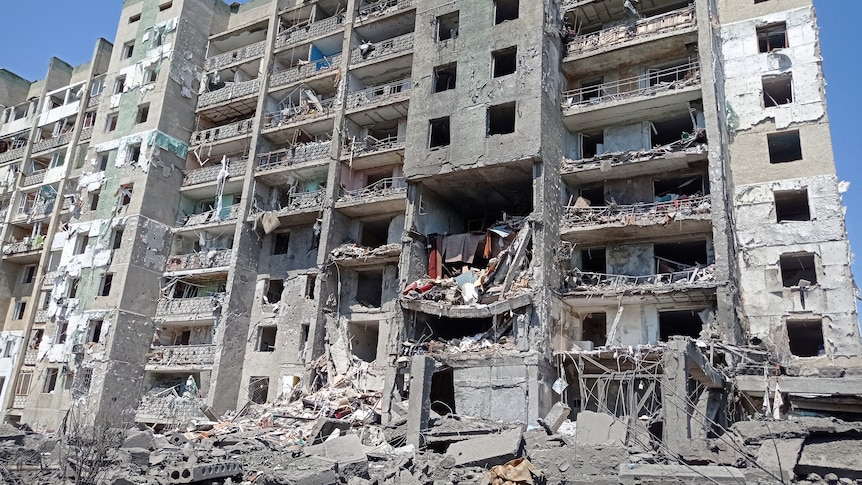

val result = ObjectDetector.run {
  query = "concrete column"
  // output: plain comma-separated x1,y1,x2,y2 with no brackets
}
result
406,355,434,448
661,340,691,456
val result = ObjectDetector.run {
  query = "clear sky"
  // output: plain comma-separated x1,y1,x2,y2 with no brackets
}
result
1,0,860,303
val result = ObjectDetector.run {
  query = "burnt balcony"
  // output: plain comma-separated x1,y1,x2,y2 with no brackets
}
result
274,15,344,50
357,0,416,21
346,78,412,111
155,295,223,322
31,133,73,155
269,54,342,91
182,158,247,187
165,249,232,273
145,344,216,369
0,145,26,163
561,264,716,298
205,40,266,71
198,79,261,110
256,141,331,173
263,98,336,130
190,118,255,146
349,33,414,66
178,205,240,229
566,5,697,60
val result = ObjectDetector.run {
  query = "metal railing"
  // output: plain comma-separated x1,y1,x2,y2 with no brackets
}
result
562,195,711,228
165,249,232,272
346,78,412,110
190,118,255,146
256,141,331,172
32,133,73,154
205,40,266,71
198,79,261,109
178,204,240,228
344,135,404,158
349,33,414,65
567,5,696,56
146,344,216,367
564,264,716,293
263,98,336,129
155,294,223,317
275,15,344,49
562,60,700,109
339,177,406,201
269,54,341,90
182,158,247,186
357,0,415,19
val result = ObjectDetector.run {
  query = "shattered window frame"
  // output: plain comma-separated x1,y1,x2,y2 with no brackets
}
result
757,22,788,53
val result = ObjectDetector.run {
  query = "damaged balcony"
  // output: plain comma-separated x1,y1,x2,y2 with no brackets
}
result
562,60,701,130
197,59,261,122
176,204,241,230
155,294,223,325
205,40,266,72
335,175,407,217
30,132,73,156
274,4,345,52
269,53,342,92
255,140,330,176
563,4,697,64
342,118,405,170
135,386,208,425
356,0,416,24
330,214,405,269
145,344,217,371
164,249,232,276
253,155,328,225
349,33,414,69
189,117,255,148
2,237,45,262
182,157,247,188
345,78,412,114
261,95,337,143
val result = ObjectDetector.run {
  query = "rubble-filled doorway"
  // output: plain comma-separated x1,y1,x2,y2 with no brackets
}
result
658,310,704,341
430,367,455,416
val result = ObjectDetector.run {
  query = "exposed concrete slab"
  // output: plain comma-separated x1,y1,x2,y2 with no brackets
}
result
735,376,862,396
756,438,804,482
795,437,862,479
444,428,524,468
574,411,627,446
618,464,747,484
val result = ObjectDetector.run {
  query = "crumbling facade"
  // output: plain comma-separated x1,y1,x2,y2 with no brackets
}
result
0,0,858,455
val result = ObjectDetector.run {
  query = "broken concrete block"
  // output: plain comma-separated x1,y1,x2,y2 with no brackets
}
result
444,428,523,468
619,464,746,484
125,447,150,468
756,438,803,482
322,434,368,477
0,425,25,445
574,411,627,446
264,457,337,485
539,402,571,434
310,418,352,445
122,429,155,450
795,437,862,479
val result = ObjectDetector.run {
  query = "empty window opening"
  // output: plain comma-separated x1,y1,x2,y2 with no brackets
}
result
75,368,93,395
495,0,519,23
265,279,284,304
768,131,802,163
249,377,269,404
579,79,603,102
420,316,493,341
360,217,391,248
763,75,793,107
305,274,317,299
128,144,142,163
429,117,451,148
578,184,604,206
492,47,517,78
98,273,113,296
55,320,68,344
112,229,124,249
28,329,43,350
74,235,89,255
430,367,456,416
659,310,704,341
120,185,133,206
581,131,604,158
580,248,606,273
256,326,277,352
98,154,110,171
88,319,103,343
582,312,607,346
42,368,59,393
273,232,290,255
89,192,100,211
113,76,126,95
68,278,79,299
174,330,191,345
143,68,158,85
780,253,817,287
13,301,26,320
348,321,379,363
22,265,36,284
129,13,141,23
122,42,134,60
654,174,707,199
437,11,459,41
758,23,787,52
159,1,173,10
356,271,383,307
786,318,824,357
433,63,457,93
654,240,708,273
488,102,516,136
651,116,694,146
299,323,310,354
136,104,150,123
775,189,810,222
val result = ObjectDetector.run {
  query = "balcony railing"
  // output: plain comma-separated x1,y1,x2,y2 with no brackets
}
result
32,133,73,154
563,264,716,295
198,79,261,109
23,350,38,366
269,54,342,90
357,0,415,19
567,5,696,57
87,93,102,109
22,171,46,187
339,177,406,201
344,135,404,158
34,309,48,323
182,158,247,186
190,118,255,146
3,238,44,255
263,98,336,130
256,141,331,172
165,249,232,272
205,40,266,71
135,391,207,423
179,204,240,228
346,78,412,110
155,294,223,317
79,125,94,141
563,60,700,110
562,195,711,229
146,344,216,367
256,189,325,215
0,146,26,163
349,33,414,66
275,15,344,50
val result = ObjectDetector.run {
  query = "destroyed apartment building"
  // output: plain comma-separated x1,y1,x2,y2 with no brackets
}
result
0,0,860,482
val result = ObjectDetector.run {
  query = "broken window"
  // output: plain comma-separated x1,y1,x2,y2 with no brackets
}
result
3,341,13,358
779,252,817,287
74,235,89,255
15,370,32,396
356,271,383,307
55,320,68,344
786,318,824,357
98,273,113,296
128,144,142,163
579,79,603,102
249,377,269,404
75,368,93,396
768,131,802,163
113,76,126,95
82,110,97,128
42,368,58,393
88,319,103,343
89,192,100,211
360,217,391,248
348,321,379,363
305,274,316,299
429,117,451,148
437,11,459,41
28,329,43,350
98,153,110,171
654,241,708,273
112,228,124,249
121,41,134,60
582,313,607,346
492,47,517,78
654,174,707,199
272,232,290,255
581,131,604,158
136,104,150,123
578,184,604,206
21,265,36,284
120,184,133,206
651,116,694,146
12,301,26,320
143,68,158,85
420,316,493,340
430,367,455,415
763,74,792,107
580,248,606,273
494,0,519,23
774,189,810,222
256,326,277,352
265,279,284,304
659,310,704,341
68,278,79,299
433,63,457,93
757,23,787,53
487,102,516,136
299,324,310,355
105,113,119,133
